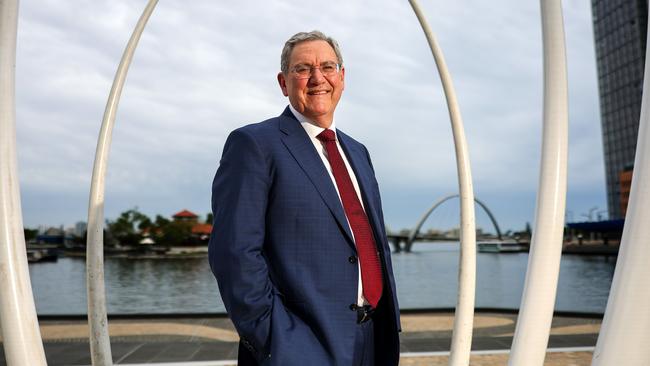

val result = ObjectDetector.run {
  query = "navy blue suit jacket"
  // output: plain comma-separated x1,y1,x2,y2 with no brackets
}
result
209,107,400,365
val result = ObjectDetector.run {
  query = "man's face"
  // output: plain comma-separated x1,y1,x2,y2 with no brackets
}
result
278,40,345,128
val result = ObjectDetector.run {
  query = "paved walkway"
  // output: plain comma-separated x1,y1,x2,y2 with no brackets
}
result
0,311,601,365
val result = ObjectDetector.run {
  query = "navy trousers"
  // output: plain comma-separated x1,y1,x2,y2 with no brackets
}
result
352,319,375,366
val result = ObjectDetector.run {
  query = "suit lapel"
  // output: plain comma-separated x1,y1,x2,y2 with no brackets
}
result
337,131,388,251
278,109,355,247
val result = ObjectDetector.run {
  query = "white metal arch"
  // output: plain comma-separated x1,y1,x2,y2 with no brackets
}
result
86,1,159,364
507,1,569,365
0,1,47,365
407,2,477,364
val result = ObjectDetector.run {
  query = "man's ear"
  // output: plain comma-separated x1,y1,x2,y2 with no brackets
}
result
277,72,289,97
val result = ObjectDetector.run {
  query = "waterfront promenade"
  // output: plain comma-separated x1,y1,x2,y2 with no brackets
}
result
0,310,600,365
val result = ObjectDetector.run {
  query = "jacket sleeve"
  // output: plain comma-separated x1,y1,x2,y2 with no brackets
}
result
208,127,274,362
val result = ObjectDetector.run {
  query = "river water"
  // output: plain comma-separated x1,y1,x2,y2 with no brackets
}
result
28,243,616,315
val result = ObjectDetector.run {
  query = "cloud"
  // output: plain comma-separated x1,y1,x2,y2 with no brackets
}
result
13,0,605,231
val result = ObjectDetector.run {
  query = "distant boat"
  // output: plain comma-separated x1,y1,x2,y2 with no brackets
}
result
477,240,528,253
27,248,59,263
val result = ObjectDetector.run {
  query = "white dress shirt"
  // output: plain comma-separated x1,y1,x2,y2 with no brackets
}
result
289,104,368,306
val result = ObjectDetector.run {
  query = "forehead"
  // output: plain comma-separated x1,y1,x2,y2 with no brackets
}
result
289,40,337,64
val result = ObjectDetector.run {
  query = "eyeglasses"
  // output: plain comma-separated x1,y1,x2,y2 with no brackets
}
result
290,61,340,79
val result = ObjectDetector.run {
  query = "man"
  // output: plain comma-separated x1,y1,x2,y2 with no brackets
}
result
209,30,400,366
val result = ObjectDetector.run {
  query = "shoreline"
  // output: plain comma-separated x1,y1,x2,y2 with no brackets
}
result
28,241,620,261
34,307,605,320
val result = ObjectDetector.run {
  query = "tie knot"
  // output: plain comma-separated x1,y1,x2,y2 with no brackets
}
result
317,129,336,142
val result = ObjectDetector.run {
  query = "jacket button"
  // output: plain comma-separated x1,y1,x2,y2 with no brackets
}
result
348,255,357,263
349,303,357,311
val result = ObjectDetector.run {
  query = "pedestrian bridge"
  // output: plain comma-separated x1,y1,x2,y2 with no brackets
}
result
389,194,503,252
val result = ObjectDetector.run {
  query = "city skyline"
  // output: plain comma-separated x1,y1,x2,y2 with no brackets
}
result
15,1,604,233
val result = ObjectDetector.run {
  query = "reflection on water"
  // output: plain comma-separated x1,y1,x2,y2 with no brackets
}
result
28,242,615,315
393,243,616,312
30,257,224,315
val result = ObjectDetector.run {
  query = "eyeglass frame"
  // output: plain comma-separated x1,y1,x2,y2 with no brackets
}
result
289,61,341,79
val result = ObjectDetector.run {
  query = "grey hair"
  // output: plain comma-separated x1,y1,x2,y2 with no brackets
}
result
280,30,343,74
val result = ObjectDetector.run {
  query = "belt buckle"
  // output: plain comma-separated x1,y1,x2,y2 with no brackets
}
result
356,305,374,324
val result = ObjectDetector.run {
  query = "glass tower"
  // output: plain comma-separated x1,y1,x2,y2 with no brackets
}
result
591,0,648,219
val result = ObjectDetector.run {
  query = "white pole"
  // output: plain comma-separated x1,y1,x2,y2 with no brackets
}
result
507,1,568,365
86,1,158,365
407,1,477,365
591,7,650,365
0,0,48,364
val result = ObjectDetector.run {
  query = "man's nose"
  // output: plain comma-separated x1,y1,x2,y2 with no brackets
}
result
308,67,326,84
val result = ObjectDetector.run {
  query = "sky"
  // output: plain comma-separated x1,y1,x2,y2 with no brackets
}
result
13,0,606,233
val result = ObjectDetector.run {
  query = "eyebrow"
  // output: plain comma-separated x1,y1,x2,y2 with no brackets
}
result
292,61,338,66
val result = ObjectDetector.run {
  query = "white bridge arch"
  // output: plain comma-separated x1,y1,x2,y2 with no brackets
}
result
403,194,503,253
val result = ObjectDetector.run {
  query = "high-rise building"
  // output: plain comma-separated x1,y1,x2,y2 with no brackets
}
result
591,0,648,219
74,221,87,238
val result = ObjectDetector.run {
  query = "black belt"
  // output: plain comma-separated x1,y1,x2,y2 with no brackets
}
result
351,304,376,324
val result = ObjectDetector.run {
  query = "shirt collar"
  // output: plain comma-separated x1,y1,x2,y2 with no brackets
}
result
289,104,337,140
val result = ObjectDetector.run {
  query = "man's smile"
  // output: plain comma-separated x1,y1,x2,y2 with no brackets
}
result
307,89,330,95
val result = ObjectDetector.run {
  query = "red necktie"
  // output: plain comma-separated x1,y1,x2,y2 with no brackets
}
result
316,129,383,308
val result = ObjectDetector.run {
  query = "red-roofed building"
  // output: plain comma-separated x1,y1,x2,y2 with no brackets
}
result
192,223,213,242
192,224,212,235
173,209,199,222
170,209,212,243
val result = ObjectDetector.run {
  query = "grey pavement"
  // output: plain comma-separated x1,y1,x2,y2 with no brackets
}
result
0,311,602,365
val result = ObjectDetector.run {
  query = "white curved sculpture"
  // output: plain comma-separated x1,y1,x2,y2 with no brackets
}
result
86,1,158,365
407,1,477,365
0,1,48,365
507,1,568,365
3,2,649,366
591,7,650,364
0,2,161,364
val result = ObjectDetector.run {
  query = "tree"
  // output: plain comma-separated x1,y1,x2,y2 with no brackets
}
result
154,215,170,228
106,208,152,247
106,209,198,248
150,214,192,246
138,216,153,231
205,212,214,224
24,228,38,242
160,221,193,246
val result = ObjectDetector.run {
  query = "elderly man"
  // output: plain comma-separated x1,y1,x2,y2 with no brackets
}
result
209,30,400,366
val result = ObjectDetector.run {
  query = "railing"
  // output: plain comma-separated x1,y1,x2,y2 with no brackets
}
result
1,1,649,366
